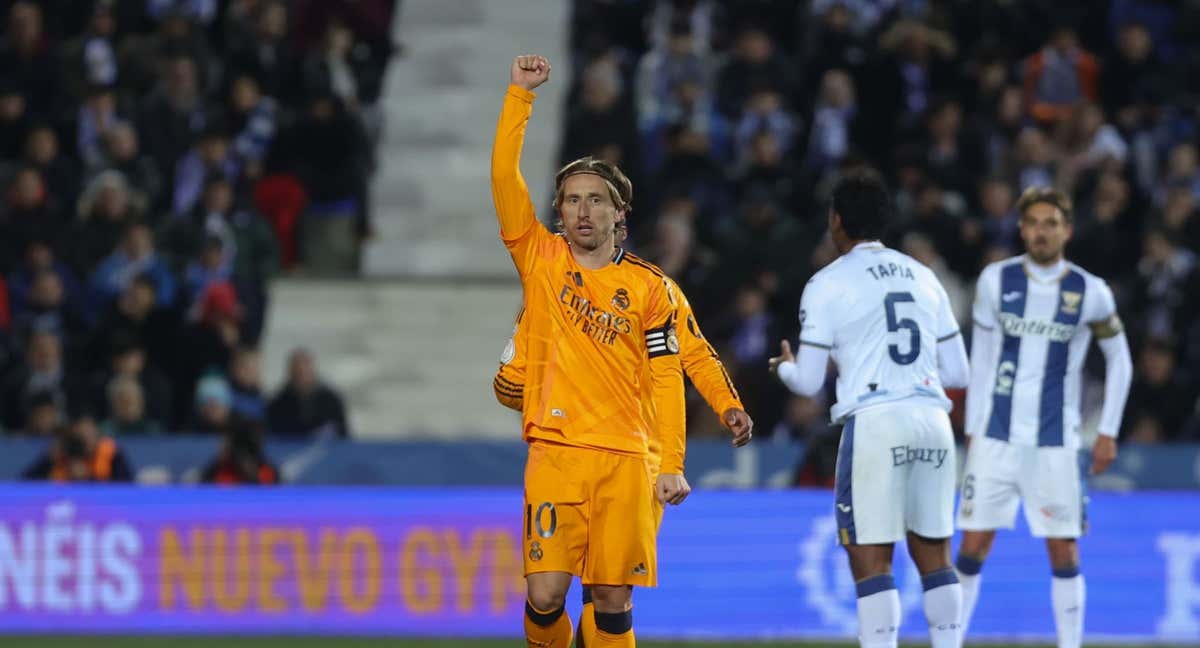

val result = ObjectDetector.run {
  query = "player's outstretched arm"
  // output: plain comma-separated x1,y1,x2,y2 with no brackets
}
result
674,288,752,447
490,55,551,262
770,339,829,396
771,281,833,396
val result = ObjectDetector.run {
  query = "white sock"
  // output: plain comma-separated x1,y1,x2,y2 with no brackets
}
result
856,575,900,648
955,555,984,643
922,568,963,648
1051,572,1085,648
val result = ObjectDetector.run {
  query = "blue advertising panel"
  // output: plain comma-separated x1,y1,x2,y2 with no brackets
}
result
2,438,1197,489
0,485,1193,642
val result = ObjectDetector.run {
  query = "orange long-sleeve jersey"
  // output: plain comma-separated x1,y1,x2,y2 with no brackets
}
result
490,84,685,458
495,273,744,474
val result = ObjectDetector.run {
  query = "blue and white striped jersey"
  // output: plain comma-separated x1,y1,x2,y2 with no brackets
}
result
968,256,1118,447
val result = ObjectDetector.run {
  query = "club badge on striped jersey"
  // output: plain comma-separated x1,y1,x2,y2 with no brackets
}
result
611,288,630,311
1061,291,1082,315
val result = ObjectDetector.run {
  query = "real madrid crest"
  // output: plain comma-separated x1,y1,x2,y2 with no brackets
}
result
529,540,543,562
612,288,630,311
1061,291,1082,315
666,327,679,353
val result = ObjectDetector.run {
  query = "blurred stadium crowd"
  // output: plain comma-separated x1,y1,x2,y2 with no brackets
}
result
562,0,1200,483
7,0,1200,487
0,0,397,479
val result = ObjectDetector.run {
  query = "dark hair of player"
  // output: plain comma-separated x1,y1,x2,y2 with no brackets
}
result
831,170,890,241
1015,186,1073,224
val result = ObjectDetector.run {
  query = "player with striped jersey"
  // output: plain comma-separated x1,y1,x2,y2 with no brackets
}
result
954,187,1133,648
770,172,970,648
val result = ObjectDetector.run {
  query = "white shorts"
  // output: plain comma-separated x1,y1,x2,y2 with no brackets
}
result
835,403,956,545
956,435,1085,538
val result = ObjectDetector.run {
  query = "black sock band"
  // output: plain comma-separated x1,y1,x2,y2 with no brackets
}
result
525,601,564,627
594,609,633,635
955,554,984,576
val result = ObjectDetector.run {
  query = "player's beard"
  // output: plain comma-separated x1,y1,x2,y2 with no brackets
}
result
1027,238,1063,265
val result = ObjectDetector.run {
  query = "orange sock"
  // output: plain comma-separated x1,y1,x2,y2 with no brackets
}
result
525,600,574,648
577,600,596,647
593,627,635,647
592,609,635,647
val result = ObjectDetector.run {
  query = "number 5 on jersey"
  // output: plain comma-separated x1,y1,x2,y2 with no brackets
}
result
885,291,920,365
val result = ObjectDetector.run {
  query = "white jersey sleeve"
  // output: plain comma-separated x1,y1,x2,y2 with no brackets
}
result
1082,276,1120,330
972,264,1000,331
934,278,962,342
965,264,1003,438
777,281,836,397
798,277,835,350
1083,275,1132,437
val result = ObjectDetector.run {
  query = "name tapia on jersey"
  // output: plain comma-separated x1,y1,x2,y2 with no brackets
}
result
974,257,1121,447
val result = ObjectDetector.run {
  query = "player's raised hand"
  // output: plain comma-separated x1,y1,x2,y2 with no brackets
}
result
1090,435,1117,475
511,55,551,91
767,339,795,375
656,473,691,506
722,407,753,447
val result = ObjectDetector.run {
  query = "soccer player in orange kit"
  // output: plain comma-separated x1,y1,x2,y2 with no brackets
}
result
495,234,753,646
492,54,748,648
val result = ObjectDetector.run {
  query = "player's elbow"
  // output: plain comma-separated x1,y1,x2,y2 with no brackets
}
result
490,159,517,187
941,370,968,390
1107,349,1134,388
940,358,970,389
790,373,825,398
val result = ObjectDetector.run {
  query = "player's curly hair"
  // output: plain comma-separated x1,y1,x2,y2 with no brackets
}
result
1016,186,1073,223
552,157,633,238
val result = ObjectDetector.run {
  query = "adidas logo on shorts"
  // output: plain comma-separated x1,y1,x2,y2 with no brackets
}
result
631,562,647,575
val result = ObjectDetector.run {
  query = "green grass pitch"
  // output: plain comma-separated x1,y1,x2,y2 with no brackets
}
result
0,639,1163,648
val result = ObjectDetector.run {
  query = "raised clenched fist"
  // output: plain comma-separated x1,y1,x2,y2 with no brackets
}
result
511,55,551,91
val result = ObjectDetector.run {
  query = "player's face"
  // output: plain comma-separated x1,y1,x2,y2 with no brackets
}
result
559,173,619,252
1019,202,1072,264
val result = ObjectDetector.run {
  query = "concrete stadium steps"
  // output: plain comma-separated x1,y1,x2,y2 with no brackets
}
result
364,0,569,279
261,279,523,439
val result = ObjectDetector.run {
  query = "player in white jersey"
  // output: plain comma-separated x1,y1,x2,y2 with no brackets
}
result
954,187,1133,648
770,172,970,648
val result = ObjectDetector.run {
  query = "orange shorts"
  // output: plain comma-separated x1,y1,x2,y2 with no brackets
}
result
523,441,658,587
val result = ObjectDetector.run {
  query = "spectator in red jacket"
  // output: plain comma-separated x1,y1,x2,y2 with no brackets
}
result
1023,26,1099,125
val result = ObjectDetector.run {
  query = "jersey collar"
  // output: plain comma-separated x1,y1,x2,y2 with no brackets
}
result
851,240,885,253
1022,255,1069,284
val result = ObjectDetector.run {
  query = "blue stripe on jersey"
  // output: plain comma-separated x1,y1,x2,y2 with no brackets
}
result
835,417,856,545
1038,270,1086,446
986,263,1028,442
